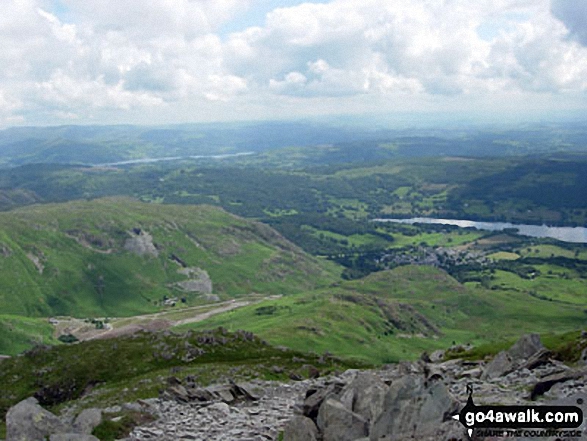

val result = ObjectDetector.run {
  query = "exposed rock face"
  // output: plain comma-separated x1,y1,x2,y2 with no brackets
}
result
317,398,368,441
482,333,547,380
176,267,213,294
338,372,387,431
72,408,102,434
508,333,545,360
6,397,68,441
124,230,158,257
370,375,459,440
161,378,259,405
283,415,318,441
481,350,514,380
5,398,103,441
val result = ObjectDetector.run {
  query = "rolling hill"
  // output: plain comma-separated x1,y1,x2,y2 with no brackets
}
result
179,265,587,363
0,197,338,319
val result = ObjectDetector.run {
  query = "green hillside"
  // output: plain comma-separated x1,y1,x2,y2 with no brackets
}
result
179,265,586,363
0,327,366,437
0,198,338,319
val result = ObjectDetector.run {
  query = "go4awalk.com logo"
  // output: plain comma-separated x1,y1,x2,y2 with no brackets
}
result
452,384,585,439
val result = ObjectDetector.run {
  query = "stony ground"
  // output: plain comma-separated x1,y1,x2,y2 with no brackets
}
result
5,334,587,441
125,355,587,440
128,381,312,441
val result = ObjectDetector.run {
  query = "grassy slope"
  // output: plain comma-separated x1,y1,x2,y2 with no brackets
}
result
0,197,338,321
0,315,58,355
0,328,367,437
179,265,586,364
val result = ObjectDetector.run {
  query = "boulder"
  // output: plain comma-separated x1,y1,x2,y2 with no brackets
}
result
338,372,388,431
370,375,459,440
481,350,514,380
508,333,545,361
317,398,369,441
283,415,319,441
579,347,587,366
520,348,552,370
6,397,68,441
530,368,587,400
302,383,344,420
73,408,102,434
429,349,445,363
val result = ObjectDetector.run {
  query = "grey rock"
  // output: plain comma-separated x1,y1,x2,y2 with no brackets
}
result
580,347,587,365
520,348,552,370
122,402,144,413
176,268,213,294
459,367,482,379
50,435,100,441
338,372,388,430
73,408,102,434
207,402,231,415
481,350,514,380
370,375,459,440
206,384,236,403
124,231,158,257
283,415,319,441
6,397,68,441
429,349,445,362
317,398,368,441
531,367,587,399
302,383,343,420
508,333,545,361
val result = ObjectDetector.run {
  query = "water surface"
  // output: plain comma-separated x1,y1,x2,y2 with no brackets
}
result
373,217,587,244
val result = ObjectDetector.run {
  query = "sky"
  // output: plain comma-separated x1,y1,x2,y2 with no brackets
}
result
0,0,586,127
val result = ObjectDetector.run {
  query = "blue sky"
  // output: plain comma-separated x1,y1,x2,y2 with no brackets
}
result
219,0,331,36
0,0,585,127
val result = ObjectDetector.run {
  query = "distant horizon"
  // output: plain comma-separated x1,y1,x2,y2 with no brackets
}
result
1,109,585,132
1,0,586,128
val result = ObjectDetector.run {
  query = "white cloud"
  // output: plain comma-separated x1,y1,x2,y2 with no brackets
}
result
551,0,587,46
0,0,585,126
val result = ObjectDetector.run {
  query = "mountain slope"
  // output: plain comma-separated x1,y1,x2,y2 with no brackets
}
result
179,265,586,363
0,198,338,318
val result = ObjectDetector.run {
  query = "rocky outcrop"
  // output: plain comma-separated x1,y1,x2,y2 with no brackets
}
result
289,371,460,441
317,398,368,441
481,333,546,380
7,334,586,441
6,397,101,441
161,377,259,404
508,333,545,359
370,375,459,440
176,267,213,294
72,408,102,434
124,230,158,257
280,334,587,441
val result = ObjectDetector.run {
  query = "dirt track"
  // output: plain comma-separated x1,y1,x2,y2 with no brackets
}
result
53,297,272,341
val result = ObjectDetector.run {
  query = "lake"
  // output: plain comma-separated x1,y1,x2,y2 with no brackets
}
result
373,217,587,244
95,152,255,167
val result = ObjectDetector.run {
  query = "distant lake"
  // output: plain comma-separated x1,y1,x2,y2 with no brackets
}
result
95,152,255,167
373,217,587,244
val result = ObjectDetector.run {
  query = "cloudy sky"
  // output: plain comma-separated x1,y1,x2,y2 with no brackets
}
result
0,0,586,127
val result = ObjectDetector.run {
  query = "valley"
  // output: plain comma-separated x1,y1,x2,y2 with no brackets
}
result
0,122,586,440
